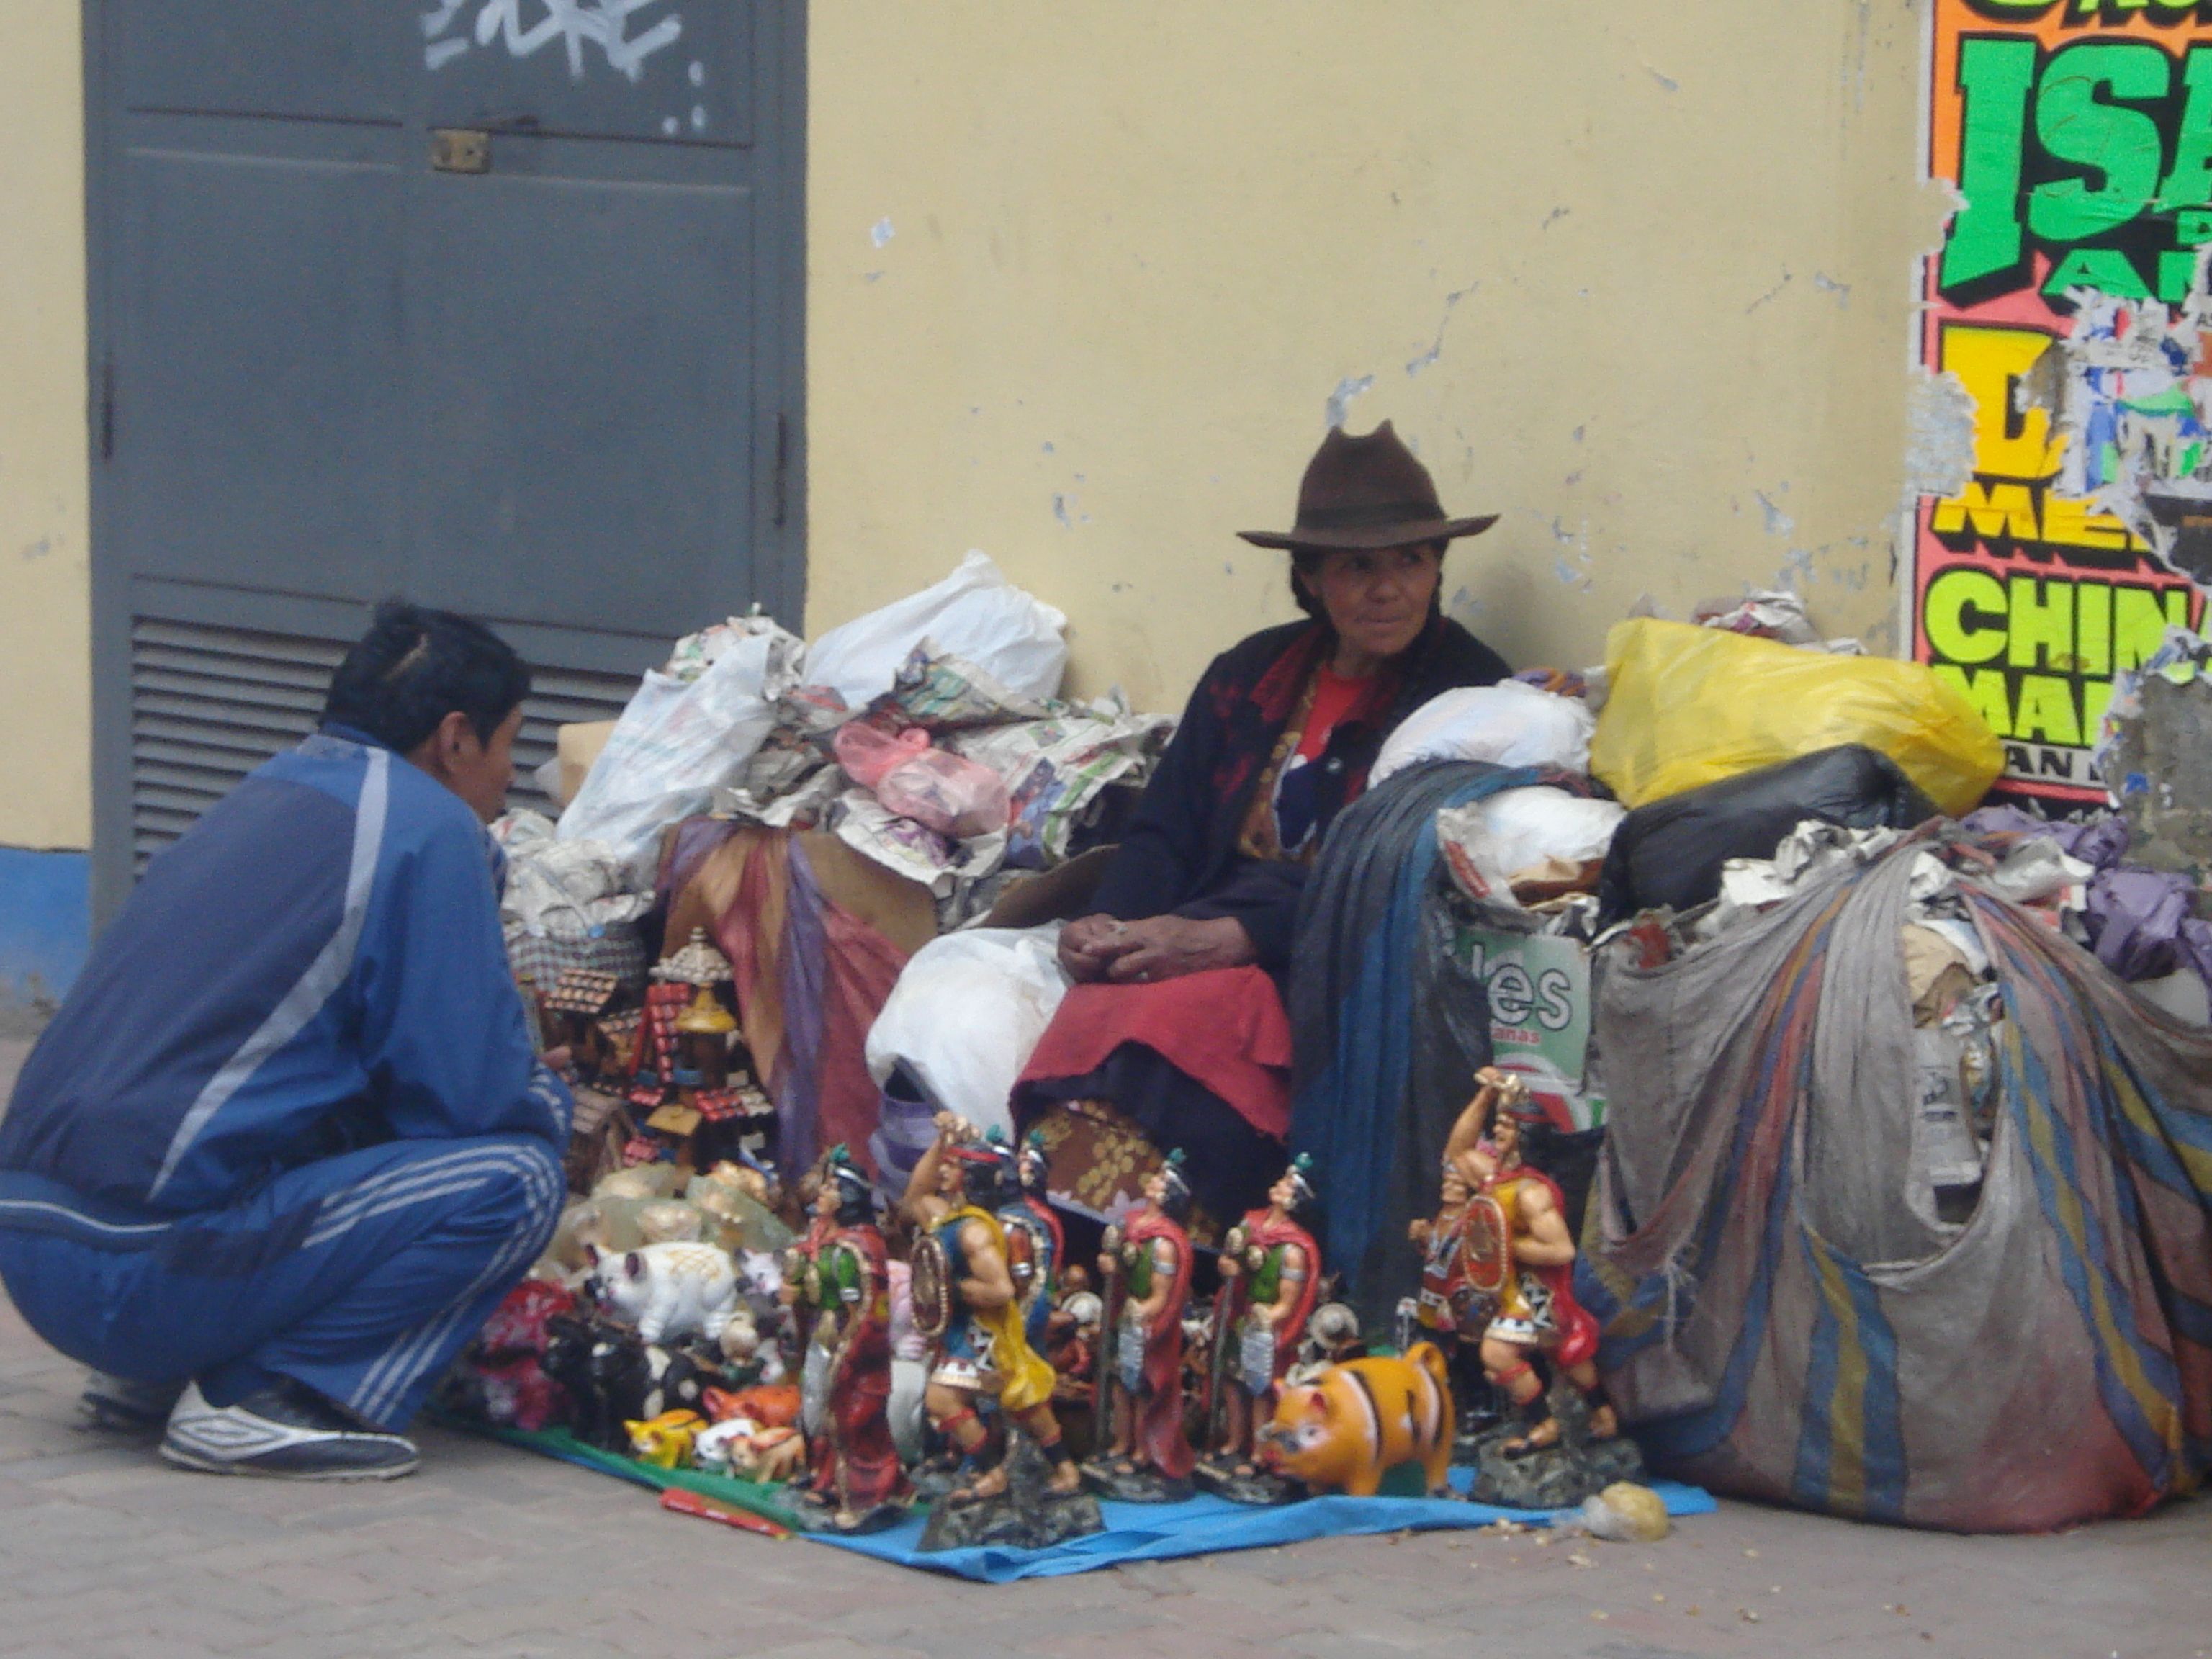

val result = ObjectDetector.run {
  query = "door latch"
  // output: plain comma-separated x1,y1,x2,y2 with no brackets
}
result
430,129,491,174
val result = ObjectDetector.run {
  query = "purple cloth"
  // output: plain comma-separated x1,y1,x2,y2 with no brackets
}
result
1961,808,2208,987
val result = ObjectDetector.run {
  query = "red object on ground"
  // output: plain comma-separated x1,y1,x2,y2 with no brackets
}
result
1019,966,1293,1138
657,1485,791,1540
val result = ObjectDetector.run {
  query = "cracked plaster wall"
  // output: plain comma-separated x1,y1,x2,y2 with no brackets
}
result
807,0,1948,711
0,4,90,850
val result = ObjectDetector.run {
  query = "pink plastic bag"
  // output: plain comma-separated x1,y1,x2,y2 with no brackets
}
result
832,721,932,788
877,750,1010,839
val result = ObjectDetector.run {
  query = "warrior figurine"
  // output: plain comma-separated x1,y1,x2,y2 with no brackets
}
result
997,1129,1064,1356
790,1147,912,1532
901,1115,1080,1504
1198,1154,1321,1502
1085,1152,1197,1501
1442,1069,1617,1458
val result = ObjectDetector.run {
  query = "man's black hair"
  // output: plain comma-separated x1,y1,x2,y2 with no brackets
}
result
323,601,531,754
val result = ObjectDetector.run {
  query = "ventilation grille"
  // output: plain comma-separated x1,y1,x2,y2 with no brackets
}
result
130,616,637,871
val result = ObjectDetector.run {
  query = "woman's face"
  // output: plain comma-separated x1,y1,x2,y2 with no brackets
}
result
1303,542,1444,663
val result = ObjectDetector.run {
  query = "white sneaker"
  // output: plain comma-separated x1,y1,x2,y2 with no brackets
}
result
160,1380,419,1480
81,1370,184,1431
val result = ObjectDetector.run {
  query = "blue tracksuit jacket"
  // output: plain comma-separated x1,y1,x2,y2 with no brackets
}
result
0,727,570,1205
0,727,572,1426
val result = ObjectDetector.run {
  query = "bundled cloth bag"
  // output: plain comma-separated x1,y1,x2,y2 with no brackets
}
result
1579,838,2212,1531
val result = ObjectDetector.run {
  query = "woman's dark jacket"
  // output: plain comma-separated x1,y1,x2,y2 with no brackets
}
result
1089,615,1509,971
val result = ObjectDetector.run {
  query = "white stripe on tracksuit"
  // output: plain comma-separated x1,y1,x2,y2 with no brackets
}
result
333,1148,564,1424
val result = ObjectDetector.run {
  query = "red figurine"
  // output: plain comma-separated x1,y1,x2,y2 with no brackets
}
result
1198,1154,1321,1503
789,1147,912,1532
1084,1151,1197,1501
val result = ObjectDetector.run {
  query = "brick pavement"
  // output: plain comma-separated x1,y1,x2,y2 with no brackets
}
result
3,1037,2211,1658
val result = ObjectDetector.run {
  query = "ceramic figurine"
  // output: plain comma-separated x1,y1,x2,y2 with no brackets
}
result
626,1408,705,1470
901,1115,1086,1509
1442,1070,1616,1458
438,1277,578,1432
1197,1154,1322,1503
541,967,626,1082
543,1314,652,1454
788,1147,913,1532
1084,1152,1198,1502
703,1380,801,1428
998,1130,1064,1354
588,1240,741,1346
655,927,739,1094
1256,1342,1455,1498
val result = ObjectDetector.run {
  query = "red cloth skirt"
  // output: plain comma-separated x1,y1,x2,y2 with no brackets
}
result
1017,966,1292,1139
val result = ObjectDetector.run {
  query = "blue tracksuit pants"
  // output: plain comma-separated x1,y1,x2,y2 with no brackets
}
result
0,1134,564,1430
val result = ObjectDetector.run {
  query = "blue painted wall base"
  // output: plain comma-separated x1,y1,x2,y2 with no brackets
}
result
0,848,89,1036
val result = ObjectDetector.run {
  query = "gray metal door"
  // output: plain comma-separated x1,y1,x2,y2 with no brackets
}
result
84,1,804,914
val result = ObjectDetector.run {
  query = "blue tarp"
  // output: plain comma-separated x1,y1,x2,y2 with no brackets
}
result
811,1471,1715,1583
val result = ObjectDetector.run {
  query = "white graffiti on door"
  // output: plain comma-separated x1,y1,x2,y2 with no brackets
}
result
421,0,683,84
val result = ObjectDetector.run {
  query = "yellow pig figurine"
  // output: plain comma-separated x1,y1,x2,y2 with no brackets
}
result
1255,1342,1455,1498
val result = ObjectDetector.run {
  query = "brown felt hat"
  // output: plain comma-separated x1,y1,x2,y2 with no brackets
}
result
1238,421,1498,552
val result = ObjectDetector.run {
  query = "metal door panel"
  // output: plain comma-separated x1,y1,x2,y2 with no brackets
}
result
408,163,755,633
115,143,404,598
86,1,805,917
418,0,752,146
114,0,406,124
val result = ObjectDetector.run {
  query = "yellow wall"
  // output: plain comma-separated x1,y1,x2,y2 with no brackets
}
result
806,1,1949,713
0,1,90,849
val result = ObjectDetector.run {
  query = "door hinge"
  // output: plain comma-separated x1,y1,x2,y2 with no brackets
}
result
772,413,791,528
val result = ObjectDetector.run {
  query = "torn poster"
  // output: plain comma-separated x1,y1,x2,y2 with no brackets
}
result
1911,2,2212,805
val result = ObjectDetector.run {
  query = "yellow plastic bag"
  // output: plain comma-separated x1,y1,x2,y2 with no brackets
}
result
1589,619,2003,816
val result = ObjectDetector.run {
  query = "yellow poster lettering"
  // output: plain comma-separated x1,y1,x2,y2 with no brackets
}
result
2013,675,2082,746
1931,480,2040,539
2006,575,2075,670
1924,567,2011,663
1941,325,2064,480
1931,664,2014,737
2038,493,2137,551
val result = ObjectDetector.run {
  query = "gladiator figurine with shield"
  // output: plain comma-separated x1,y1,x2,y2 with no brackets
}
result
1084,1151,1197,1501
1435,1069,1617,1458
901,1115,1081,1505
999,1130,1064,1355
1198,1154,1321,1503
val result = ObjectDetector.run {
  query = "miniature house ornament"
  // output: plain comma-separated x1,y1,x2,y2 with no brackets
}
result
655,927,737,1092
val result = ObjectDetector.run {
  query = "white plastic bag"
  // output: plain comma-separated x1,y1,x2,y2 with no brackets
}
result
804,552,1068,710
863,926,1070,1135
1372,682,1596,784
557,619,804,880
1435,787,1624,903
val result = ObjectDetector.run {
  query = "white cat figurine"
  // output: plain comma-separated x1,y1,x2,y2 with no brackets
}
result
588,1241,739,1346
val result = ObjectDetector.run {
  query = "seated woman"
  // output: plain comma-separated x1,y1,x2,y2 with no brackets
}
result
1014,422,1509,1243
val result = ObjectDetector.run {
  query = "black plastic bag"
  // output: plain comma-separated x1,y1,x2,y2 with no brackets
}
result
1596,744,1935,922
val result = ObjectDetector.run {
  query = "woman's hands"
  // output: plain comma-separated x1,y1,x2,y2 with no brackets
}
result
1057,913,1257,984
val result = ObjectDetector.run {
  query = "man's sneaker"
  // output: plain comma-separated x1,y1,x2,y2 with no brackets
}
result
160,1380,419,1480
81,1370,184,1431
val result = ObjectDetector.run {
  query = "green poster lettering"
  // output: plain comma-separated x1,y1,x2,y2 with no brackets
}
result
1931,664,2014,737
2077,580,2113,677
2007,575,2076,670
2028,42,2170,243
1925,567,2011,663
2157,48,2212,210
2014,675,2082,745
2114,585,2184,667
1945,39,2037,290
2159,249,2205,302
2044,246,2153,297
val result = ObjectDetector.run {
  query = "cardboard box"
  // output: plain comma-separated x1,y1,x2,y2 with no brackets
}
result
553,720,618,809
